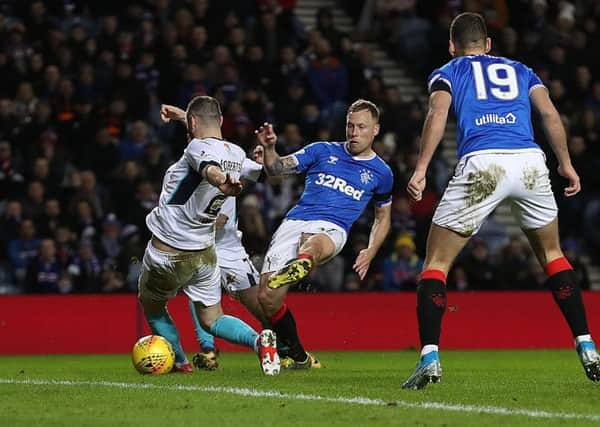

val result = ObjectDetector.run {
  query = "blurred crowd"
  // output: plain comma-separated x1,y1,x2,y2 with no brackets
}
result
0,0,598,294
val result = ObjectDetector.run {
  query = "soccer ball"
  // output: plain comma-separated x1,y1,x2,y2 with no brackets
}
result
132,335,175,375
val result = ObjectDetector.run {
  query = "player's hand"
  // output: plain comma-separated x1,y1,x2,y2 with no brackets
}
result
215,214,228,230
253,145,265,164
558,164,581,197
255,122,277,147
353,248,374,280
218,174,243,196
407,170,427,201
160,104,186,124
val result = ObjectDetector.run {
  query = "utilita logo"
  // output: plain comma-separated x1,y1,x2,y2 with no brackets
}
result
475,112,517,126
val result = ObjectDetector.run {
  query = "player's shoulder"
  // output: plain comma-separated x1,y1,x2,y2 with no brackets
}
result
371,153,393,176
222,139,246,158
189,137,244,158
297,140,343,155
308,140,343,150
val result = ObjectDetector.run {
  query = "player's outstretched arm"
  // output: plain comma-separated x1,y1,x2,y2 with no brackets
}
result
160,104,186,124
407,91,451,201
254,122,299,176
353,203,392,280
530,87,581,197
203,164,243,196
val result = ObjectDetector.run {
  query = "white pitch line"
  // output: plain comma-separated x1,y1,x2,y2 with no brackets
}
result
1,378,599,422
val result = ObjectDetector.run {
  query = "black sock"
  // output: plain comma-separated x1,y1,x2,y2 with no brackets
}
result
546,269,589,337
271,305,306,361
417,274,447,346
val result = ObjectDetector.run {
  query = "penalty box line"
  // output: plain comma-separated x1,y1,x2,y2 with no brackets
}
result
1,377,599,422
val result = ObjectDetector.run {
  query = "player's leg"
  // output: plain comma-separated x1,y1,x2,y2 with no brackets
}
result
137,243,193,373
523,218,600,381
193,301,279,375
259,222,341,368
513,150,599,381
185,255,279,375
188,299,219,370
189,258,265,370
404,154,508,389
402,224,470,390
266,232,333,289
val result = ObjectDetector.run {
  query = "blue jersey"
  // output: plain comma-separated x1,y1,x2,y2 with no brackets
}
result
286,141,394,233
428,55,545,158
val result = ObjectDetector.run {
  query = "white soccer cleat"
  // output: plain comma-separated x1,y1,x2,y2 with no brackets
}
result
257,329,280,376
577,341,600,382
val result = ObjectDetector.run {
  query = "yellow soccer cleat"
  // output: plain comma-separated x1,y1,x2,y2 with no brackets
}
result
281,352,322,370
268,257,313,289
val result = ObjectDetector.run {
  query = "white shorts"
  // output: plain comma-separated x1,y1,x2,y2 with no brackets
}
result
219,256,260,295
261,219,347,274
138,241,221,306
433,149,558,235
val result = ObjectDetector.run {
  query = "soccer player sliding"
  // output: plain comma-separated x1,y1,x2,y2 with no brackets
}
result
254,99,394,369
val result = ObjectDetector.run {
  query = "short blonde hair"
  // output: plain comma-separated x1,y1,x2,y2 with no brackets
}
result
347,99,380,122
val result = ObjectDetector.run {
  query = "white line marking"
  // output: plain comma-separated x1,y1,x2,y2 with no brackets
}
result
1,378,599,422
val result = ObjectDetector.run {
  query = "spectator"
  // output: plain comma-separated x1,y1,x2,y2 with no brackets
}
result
0,200,24,258
315,7,346,55
70,199,98,241
67,239,103,293
21,180,46,221
97,214,122,268
0,140,25,198
496,236,533,289
36,198,66,239
457,239,497,290
307,37,348,126
238,194,269,257
119,120,152,162
24,238,71,294
382,233,423,291
7,219,41,286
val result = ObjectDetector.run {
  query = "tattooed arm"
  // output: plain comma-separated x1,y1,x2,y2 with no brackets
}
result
264,154,299,176
255,122,299,176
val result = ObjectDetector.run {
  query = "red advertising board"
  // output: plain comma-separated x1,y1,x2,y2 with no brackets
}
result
1,292,599,354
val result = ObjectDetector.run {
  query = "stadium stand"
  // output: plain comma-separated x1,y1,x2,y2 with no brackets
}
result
0,0,598,294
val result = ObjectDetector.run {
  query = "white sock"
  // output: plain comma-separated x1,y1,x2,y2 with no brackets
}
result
575,334,593,346
421,344,438,356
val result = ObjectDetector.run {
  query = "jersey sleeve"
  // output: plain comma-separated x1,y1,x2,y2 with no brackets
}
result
427,66,452,94
184,139,221,173
291,142,324,173
240,158,263,182
373,168,394,207
525,65,546,94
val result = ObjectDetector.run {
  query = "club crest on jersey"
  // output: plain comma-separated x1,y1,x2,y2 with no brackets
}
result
360,169,373,184
328,156,338,164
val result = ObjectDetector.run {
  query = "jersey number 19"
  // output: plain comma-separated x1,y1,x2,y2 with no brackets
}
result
471,61,519,101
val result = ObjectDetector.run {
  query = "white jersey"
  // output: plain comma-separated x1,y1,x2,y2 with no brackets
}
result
146,137,245,250
215,158,262,261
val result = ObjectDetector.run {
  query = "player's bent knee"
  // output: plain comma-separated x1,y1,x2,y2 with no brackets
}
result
257,287,281,316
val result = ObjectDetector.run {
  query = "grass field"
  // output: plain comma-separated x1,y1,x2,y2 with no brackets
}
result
1,350,599,426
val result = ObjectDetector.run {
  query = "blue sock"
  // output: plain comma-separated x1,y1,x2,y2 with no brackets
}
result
209,315,258,350
146,309,187,364
188,299,216,351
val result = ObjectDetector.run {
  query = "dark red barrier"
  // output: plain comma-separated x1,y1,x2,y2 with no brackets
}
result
1,292,600,354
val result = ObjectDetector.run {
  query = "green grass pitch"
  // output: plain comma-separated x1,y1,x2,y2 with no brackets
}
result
1,350,599,426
